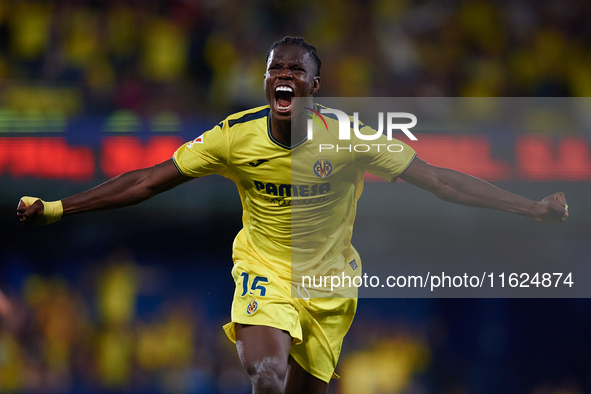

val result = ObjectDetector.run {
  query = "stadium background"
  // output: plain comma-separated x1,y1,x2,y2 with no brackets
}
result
0,0,590,393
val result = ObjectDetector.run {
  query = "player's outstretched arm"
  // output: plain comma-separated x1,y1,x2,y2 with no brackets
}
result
17,159,191,226
400,157,568,223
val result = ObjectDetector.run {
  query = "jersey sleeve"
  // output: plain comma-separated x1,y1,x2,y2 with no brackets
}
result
173,121,229,177
354,124,417,182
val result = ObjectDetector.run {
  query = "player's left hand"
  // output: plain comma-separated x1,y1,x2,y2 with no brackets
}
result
535,191,568,223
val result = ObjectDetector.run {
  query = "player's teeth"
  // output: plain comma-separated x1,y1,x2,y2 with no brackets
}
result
276,86,293,92
277,104,291,110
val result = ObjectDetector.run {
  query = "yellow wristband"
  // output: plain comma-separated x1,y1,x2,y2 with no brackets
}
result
42,200,63,224
20,196,63,225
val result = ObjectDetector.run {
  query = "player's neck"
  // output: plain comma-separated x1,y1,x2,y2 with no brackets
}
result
270,116,307,147
270,118,290,146
270,112,307,146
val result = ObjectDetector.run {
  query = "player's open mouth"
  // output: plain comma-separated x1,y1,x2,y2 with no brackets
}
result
275,86,294,112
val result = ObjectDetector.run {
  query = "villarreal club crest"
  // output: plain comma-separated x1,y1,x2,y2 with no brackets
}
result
247,299,258,315
313,156,333,179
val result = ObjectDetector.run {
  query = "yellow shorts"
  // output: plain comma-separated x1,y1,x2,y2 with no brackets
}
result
223,260,358,383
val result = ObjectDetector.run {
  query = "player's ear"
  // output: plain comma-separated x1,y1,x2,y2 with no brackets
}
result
311,76,320,95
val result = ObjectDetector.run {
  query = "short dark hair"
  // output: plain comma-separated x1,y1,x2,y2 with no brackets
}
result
266,36,322,77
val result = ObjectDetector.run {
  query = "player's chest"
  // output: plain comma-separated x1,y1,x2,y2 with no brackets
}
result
230,147,357,185
228,144,290,184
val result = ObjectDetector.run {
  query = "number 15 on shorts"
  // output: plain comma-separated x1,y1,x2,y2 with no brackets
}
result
240,272,269,296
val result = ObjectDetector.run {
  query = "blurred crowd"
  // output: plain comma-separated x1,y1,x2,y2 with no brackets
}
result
0,249,251,393
0,0,590,119
1,246,588,393
0,249,435,394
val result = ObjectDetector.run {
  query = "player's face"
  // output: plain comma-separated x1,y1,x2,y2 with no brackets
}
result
264,45,320,122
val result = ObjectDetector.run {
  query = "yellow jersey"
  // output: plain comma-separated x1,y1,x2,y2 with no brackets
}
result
173,104,416,288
